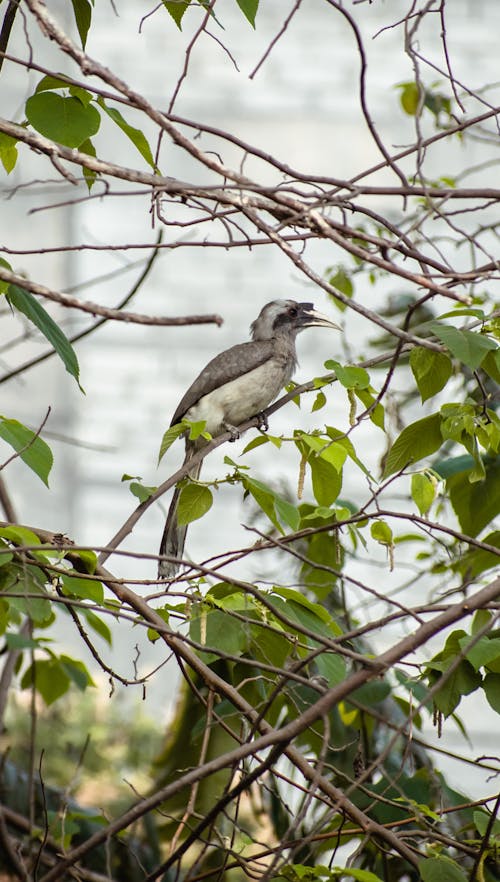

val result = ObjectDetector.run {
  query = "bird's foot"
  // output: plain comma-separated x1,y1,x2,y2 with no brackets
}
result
255,411,269,432
223,421,240,441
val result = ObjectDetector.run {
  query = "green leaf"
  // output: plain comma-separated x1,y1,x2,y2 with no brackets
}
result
327,361,370,391
327,266,354,300
424,89,451,119
482,672,500,713
242,476,282,533
190,607,248,661
61,573,104,604
147,607,170,643
440,403,475,445
177,483,213,526
309,454,342,507
129,481,157,503
315,652,347,689
162,0,191,28
411,472,436,515
274,496,300,531
433,454,475,479
68,86,93,107
354,388,385,430
6,284,82,387
2,564,53,624
326,428,373,478
97,98,157,169
370,519,393,546
333,870,384,882
0,256,12,293
0,131,18,173
397,81,421,115
25,92,100,148
439,308,486,321
235,0,259,26
241,435,269,454
474,809,500,839
0,525,42,550
0,544,13,567
187,419,209,441
158,423,185,463
5,633,44,650
272,587,340,628
446,458,500,537
455,530,500,578
458,634,500,671
80,608,112,645
410,347,452,403
419,856,468,882
70,0,92,49
79,137,97,191
430,322,497,370
316,441,347,472
21,657,70,705
269,593,346,685
69,547,97,575
47,809,82,849
483,349,500,384
60,654,95,690
347,680,391,707
432,659,481,718
35,74,70,93
383,412,442,478
471,609,492,635
311,391,327,412
0,416,53,486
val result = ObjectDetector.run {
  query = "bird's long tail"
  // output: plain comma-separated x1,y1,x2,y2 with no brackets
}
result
158,449,202,579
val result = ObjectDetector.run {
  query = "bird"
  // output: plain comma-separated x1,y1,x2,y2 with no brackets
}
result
158,299,340,578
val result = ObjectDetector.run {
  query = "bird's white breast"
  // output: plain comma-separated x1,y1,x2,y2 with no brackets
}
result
185,356,293,436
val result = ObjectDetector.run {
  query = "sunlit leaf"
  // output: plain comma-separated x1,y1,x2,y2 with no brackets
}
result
397,81,421,115
370,519,393,546
158,423,185,463
0,131,18,173
411,472,436,515
177,483,213,526
325,360,370,391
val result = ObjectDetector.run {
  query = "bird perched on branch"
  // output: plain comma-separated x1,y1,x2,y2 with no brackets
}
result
158,299,340,578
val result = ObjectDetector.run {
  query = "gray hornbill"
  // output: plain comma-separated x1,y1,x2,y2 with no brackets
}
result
158,299,340,578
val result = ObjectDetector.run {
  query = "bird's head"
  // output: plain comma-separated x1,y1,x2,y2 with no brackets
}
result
250,299,341,341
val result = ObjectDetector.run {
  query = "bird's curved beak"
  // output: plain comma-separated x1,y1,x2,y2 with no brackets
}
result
298,302,341,331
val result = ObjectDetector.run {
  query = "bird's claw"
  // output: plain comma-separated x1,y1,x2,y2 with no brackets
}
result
223,421,240,442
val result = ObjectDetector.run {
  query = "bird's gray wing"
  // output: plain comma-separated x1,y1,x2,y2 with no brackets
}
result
171,339,274,426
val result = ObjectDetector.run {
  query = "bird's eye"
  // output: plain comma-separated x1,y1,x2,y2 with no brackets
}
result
288,306,298,317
